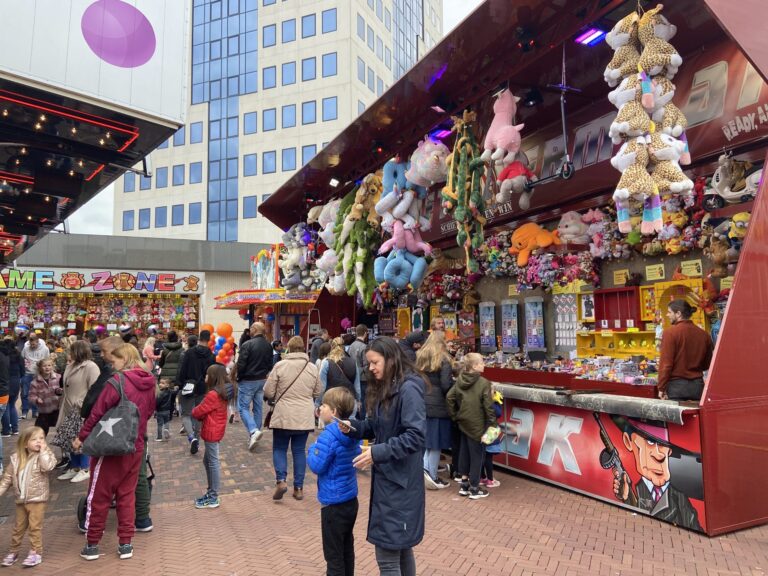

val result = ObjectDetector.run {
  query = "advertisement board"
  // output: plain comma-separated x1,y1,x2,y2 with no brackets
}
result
0,0,189,124
0,267,203,295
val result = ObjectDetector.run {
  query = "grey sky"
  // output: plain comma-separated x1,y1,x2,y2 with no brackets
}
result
65,0,485,235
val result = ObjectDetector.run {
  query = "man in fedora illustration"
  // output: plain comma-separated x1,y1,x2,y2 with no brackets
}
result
610,415,702,531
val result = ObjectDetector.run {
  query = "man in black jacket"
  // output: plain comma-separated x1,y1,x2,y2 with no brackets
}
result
308,329,329,363
177,331,215,455
0,346,9,472
236,322,273,451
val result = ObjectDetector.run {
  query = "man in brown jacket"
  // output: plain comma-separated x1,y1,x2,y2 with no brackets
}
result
658,300,713,401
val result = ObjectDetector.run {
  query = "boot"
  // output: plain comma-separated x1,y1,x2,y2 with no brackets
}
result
293,487,304,501
273,481,288,500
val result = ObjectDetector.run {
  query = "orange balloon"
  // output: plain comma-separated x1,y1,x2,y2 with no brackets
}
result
201,324,214,334
227,336,235,344
222,343,231,352
216,323,233,339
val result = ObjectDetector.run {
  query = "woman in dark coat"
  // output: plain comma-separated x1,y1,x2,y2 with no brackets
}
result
1,338,24,436
344,336,426,576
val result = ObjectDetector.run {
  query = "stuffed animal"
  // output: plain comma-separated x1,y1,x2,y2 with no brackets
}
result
480,90,524,163
604,43,642,87
647,132,694,196
727,211,750,251
637,5,682,79
555,211,590,244
705,236,730,278
508,222,561,267
611,137,656,233
606,12,639,50
495,151,537,209
609,101,653,144
348,173,382,228
404,138,450,187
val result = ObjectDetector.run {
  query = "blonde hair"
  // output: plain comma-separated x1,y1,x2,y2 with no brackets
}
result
287,336,304,353
144,337,156,350
111,343,147,371
16,427,44,472
459,353,484,374
328,337,346,363
415,331,451,373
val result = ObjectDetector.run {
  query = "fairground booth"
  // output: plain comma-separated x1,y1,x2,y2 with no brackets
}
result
259,0,768,535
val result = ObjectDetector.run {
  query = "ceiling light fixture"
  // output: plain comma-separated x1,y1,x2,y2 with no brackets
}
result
522,87,544,107
329,178,339,187
34,122,42,130
574,27,606,46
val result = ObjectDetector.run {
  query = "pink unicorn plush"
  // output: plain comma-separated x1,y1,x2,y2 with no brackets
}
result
480,90,525,164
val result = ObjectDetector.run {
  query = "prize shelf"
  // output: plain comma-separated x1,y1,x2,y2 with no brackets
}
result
708,200,754,219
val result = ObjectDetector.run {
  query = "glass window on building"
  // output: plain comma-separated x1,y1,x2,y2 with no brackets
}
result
302,144,317,166
385,46,392,69
282,147,296,171
377,76,384,96
376,36,383,60
155,206,167,228
172,164,185,186
244,153,258,176
190,161,203,184
139,174,151,191
263,193,271,203
190,121,203,144
263,0,276,5
322,52,337,77
302,100,316,124
157,139,169,150
282,104,296,128
263,24,276,47
321,8,336,33
356,14,365,40
138,208,150,229
189,202,202,225
172,204,184,226
367,0,374,8
302,57,316,81
263,108,276,131
282,19,295,43
227,116,238,137
322,97,338,121
173,125,185,146
122,210,134,231
367,25,374,51
263,66,276,89
367,67,374,92
243,195,258,218
357,57,365,83
263,150,277,173
244,112,257,134
282,61,296,85
155,167,168,188
302,14,316,38
358,100,366,115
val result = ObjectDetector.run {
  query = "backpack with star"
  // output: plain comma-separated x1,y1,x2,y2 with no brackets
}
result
82,374,140,457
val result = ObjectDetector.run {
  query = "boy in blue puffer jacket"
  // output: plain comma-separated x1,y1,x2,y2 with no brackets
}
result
307,387,361,576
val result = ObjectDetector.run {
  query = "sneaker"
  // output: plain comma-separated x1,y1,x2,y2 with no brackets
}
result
228,414,235,424
21,552,41,567
117,544,133,560
190,438,199,455
1,553,18,567
469,487,490,500
70,470,90,483
435,478,450,489
452,474,463,483
479,478,488,487
248,429,263,451
20,415,26,420
195,494,220,509
78,520,86,534
11,430,18,436
424,470,440,490
58,469,77,481
162,428,170,441
54,458,71,470
458,482,470,497
134,517,153,532
178,426,186,435
80,544,100,561
1,433,10,438
486,479,501,488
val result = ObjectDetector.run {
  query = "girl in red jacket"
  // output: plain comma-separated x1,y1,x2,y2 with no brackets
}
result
191,364,237,509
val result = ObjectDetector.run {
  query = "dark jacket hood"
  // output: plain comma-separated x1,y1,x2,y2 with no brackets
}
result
457,371,481,390
164,342,182,351
192,344,212,357
122,368,158,391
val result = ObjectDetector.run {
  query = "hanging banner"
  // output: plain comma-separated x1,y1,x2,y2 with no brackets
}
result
524,297,545,351
501,299,519,352
0,267,203,295
479,302,497,353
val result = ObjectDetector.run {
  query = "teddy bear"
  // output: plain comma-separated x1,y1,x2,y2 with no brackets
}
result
348,173,382,228
704,236,730,278
555,211,591,244
495,151,537,208
637,5,682,79
480,90,525,163
508,222,561,267
405,138,450,187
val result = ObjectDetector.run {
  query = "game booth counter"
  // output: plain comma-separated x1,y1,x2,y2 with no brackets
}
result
0,266,203,338
257,0,768,535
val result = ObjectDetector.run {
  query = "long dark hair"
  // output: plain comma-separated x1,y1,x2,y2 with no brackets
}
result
206,364,237,401
364,336,426,414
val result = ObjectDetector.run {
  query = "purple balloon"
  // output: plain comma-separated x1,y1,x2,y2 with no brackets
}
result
81,0,156,68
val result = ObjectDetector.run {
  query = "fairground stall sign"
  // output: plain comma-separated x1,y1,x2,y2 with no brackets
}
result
0,267,203,295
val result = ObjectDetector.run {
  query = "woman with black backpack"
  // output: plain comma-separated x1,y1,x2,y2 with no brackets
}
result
318,338,360,406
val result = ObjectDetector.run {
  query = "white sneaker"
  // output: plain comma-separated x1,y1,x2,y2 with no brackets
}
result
248,429,263,451
58,469,78,481
423,470,439,490
70,469,90,483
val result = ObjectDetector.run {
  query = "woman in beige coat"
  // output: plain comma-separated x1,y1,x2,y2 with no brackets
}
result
264,336,321,501
55,341,99,483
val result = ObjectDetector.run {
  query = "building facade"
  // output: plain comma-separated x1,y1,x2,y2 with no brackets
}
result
113,0,443,244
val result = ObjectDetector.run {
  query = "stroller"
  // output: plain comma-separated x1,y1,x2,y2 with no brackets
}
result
76,449,156,531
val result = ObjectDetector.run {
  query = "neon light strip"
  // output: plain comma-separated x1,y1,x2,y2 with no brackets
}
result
86,164,105,182
0,170,34,185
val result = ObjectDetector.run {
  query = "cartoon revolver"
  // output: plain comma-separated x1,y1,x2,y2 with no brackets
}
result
594,413,638,507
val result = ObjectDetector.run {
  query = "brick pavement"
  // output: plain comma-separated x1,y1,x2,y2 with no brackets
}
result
0,418,766,575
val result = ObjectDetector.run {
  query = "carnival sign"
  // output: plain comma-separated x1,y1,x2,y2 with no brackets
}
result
0,267,203,294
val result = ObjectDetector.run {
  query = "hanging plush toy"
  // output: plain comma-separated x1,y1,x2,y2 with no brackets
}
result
555,211,590,244
480,90,524,164
495,151,537,209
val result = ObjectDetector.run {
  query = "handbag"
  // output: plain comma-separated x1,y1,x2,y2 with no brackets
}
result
264,360,309,429
51,409,83,453
82,374,140,457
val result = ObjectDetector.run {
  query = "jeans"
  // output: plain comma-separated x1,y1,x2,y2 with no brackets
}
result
423,449,441,481
0,404,6,462
321,497,358,576
272,429,309,488
374,546,416,576
135,441,151,522
156,411,170,439
1,387,19,434
21,374,37,417
238,379,266,434
667,377,705,401
180,395,202,440
203,441,221,497
481,451,494,481
69,452,90,470
458,433,485,489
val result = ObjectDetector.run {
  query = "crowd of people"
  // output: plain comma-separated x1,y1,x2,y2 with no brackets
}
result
0,317,505,575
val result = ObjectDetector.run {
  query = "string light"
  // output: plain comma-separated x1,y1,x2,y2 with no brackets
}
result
24,188,30,194
105,132,111,139
1,109,7,117
44,196,50,202
46,159,53,167
99,138,105,145
20,147,26,155
71,127,77,135
78,160,84,167
34,122,42,130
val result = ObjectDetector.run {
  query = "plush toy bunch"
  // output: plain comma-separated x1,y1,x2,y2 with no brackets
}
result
604,4,693,236
278,222,325,292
